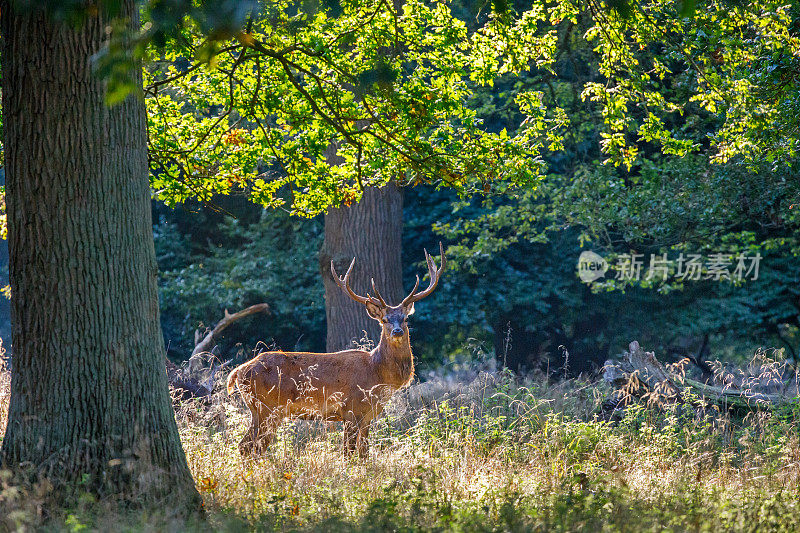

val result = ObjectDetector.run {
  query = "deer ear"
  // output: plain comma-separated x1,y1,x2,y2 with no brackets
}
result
365,301,384,319
404,302,415,316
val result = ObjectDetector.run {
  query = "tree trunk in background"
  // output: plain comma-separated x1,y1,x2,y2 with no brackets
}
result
0,3,199,507
321,185,404,351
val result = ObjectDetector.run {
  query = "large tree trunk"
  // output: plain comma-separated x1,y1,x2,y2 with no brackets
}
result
321,185,404,351
0,3,199,507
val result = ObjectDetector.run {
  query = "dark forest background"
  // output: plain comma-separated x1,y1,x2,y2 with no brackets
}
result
1,0,797,377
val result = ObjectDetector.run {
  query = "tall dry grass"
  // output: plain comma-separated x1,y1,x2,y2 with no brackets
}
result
0,347,799,531
173,354,800,531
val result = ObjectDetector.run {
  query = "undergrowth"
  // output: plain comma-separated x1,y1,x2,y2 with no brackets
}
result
1,357,800,531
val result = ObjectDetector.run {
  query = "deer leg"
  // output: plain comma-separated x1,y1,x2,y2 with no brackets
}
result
356,423,370,458
342,418,359,456
342,411,370,458
240,399,282,456
239,409,261,457
254,411,281,454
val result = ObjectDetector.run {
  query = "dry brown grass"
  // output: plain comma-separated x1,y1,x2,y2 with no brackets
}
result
1,352,800,531
174,364,800,530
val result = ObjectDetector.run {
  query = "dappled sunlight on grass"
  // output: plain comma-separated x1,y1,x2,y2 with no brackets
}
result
173,367,800,530
0,359,799,530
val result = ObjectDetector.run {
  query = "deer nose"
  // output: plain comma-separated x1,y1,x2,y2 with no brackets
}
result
391,327,403,337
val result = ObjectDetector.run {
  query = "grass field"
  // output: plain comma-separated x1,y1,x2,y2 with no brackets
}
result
2,358,800,531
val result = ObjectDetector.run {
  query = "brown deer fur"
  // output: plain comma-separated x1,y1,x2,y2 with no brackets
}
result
227,244,445,457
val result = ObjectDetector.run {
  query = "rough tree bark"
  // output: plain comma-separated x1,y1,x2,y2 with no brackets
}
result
321,185,404,351
0,2,199,507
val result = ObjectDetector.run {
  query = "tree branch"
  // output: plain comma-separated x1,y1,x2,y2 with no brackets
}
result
191,303,271,356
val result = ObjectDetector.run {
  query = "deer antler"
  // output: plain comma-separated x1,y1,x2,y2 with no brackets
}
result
370,278,388,307
331,258,386,308
401,242,445,306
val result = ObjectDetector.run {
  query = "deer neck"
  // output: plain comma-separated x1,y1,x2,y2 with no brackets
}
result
371,330,414,389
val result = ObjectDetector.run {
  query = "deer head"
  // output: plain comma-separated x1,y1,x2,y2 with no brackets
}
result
331,243,445,344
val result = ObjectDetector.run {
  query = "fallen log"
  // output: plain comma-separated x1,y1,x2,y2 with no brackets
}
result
679,376,782,408
167,359,215,404
603,341,798,414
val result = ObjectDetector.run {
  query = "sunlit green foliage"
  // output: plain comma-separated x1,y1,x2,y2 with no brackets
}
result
144,0,567,215
577,0,799,169
438,0,799,320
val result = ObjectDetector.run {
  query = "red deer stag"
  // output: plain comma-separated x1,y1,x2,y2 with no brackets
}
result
227,244,445,457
